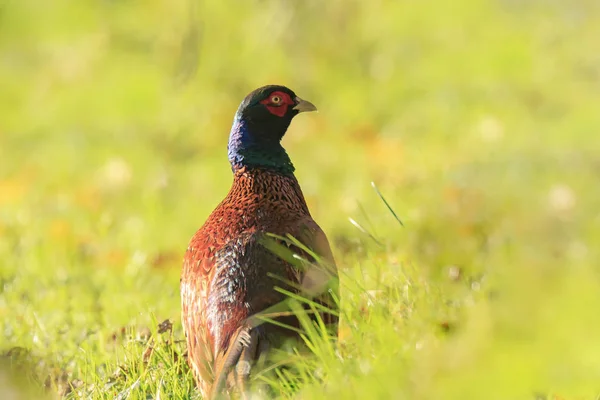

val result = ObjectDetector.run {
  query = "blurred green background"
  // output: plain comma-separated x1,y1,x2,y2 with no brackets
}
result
1,0,600,398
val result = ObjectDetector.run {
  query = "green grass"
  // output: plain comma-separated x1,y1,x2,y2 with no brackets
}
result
1,0,600,398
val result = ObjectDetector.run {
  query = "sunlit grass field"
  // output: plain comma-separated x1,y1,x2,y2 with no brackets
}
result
2,0,600,398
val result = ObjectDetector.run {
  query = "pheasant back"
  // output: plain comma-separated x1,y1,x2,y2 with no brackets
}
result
181,167,338,398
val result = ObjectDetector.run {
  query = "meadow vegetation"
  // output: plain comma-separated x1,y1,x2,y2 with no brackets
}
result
1,0,600,398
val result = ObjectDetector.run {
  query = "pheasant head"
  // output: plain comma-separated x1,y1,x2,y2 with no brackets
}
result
227,85,317,176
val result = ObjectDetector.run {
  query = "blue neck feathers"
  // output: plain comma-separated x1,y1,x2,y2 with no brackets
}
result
227,113,295,176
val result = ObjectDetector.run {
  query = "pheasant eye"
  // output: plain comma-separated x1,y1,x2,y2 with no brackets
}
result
270,95,282,104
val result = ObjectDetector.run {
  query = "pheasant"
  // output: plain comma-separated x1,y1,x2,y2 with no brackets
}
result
180,85,339,398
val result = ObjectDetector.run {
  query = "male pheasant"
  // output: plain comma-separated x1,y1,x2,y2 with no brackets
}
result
180,85,338,398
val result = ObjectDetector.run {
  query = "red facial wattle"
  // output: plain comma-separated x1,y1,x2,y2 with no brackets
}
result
259,91,294,117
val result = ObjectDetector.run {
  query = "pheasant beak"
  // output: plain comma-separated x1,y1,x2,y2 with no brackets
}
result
293,97,317,113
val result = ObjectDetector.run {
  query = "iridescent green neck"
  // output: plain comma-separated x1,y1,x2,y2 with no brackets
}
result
227,113,295,176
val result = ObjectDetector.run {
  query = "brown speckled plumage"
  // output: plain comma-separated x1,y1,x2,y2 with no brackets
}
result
180,86,338,398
